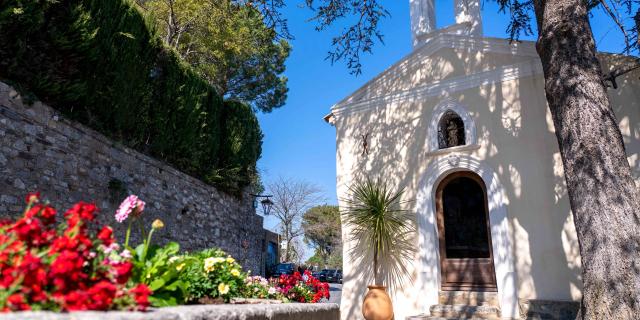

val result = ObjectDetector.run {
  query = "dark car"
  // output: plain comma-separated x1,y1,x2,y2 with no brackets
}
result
322,269,339,282
273,263,295,276
326,269,342,283
334,269,343,284
312,269,332,282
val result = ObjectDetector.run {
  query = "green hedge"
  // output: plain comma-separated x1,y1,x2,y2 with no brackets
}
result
0,0,262,194
211,101,263,192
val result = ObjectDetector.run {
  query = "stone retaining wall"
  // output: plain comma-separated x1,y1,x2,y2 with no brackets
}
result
0,81,265,273
0,304,340,320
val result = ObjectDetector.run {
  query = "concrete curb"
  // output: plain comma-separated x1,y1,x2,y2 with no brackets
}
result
0,303,341,320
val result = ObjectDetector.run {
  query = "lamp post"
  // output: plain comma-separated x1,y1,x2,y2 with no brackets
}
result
251,194,274,215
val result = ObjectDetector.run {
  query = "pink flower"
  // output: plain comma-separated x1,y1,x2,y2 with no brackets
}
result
115,195,145,223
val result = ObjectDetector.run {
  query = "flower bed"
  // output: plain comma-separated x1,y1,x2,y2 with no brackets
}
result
0,194,330,313
0,193,150,312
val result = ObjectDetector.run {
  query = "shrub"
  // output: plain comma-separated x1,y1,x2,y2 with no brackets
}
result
0,193,151,312
179,249,247,303
0,0,261,193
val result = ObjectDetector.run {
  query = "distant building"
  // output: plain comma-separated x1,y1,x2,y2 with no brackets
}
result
262,229,280,277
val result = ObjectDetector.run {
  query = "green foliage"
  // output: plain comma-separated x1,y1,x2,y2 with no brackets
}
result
306,247,343,269
210,101,263,195
179,249,246,303
302,205,342,266
0,0,261,193
136,0,290,112
305,252,325,267
131,242,192,307
341,177,416,288
326,248,343,268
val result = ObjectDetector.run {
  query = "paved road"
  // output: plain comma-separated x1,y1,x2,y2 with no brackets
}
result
327,283,342,304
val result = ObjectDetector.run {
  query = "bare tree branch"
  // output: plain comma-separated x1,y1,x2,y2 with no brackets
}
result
598,0,630,51
267,176,324,262
304,0,389,75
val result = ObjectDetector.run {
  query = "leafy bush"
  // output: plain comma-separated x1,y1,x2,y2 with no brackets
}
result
0,193,151,312
131,241,192,307
179,249,246,303
0,0,261,193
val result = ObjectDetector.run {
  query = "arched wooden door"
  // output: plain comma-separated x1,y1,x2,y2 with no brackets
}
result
436,171,497,291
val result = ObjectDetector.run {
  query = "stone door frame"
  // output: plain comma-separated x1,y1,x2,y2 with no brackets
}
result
414,154,519,319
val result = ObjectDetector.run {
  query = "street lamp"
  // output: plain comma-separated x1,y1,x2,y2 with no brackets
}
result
252,194,274,215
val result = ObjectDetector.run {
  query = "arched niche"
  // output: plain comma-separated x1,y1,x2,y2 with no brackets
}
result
427,99,477,154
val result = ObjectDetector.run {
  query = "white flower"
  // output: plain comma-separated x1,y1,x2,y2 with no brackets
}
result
121,249,132,259
218,283,230,295
204,257,216,273
103,243,120,254
268,287,277,295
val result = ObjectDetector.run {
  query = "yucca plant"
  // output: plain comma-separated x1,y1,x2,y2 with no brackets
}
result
342,177,416,289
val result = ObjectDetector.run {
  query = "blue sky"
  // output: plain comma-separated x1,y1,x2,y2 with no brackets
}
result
258,1,629,231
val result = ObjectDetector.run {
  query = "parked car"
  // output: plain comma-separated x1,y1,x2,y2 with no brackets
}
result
273,263,295,276
326,269,342,283
313,269,333,282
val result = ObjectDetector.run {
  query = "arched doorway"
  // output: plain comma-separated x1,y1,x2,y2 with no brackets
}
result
436,171,497,291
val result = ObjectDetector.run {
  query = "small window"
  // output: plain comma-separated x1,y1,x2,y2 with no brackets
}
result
438,111,466,149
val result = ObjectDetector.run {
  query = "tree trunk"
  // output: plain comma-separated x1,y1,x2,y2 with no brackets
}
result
284,235,292,262
532,0,640,318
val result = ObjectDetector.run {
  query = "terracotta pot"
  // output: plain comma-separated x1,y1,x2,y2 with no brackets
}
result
362,285,393,320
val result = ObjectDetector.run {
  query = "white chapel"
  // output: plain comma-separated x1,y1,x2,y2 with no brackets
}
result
324,0,640,319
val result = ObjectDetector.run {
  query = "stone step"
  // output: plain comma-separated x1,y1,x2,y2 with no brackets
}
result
439,291,500,307
429,304,501,319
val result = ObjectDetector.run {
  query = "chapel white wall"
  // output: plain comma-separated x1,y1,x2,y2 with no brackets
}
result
334,55,640,319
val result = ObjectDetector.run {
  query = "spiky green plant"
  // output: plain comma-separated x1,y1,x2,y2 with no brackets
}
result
342,177,416,288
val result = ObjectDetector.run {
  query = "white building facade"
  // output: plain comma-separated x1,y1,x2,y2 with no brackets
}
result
325,1,640,319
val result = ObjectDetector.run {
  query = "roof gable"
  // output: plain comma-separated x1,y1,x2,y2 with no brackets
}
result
331,34,539,112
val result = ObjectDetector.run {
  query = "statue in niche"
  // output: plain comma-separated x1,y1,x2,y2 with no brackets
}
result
438,111,466,149
447,120,460,146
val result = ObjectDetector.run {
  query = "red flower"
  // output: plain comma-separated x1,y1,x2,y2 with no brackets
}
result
10,216,43,244
1,194,150,312
1,267,17,288
97,226,114,246
25,192,40,204
130,284,152,310
6,294,30,311
50,250,86,292
63,290,90,311
39,206,57,226
87,281,117,310
111,261,133,285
